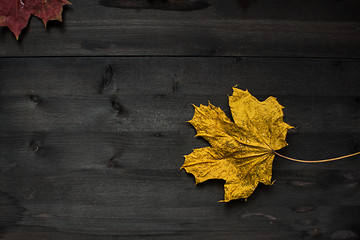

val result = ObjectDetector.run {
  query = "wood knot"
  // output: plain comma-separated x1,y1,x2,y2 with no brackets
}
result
112,100,123,113
291,206,316,213
154,132,163,137
173,80,180,92
103,65,113,87
108,157,121,169
100,64,113,94
30,94,41,103
30,141,41,152
290,181,316,187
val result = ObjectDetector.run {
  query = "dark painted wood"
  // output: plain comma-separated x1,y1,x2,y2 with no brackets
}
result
0,131,359,171
0,131,359,239
0,1,360,239
0,57,359,96
0,94,359,133
0,57,359,238
0,0,359,57
99,0,211,11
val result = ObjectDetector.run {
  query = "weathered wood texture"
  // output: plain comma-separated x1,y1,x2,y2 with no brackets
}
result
1,1,360,240
0,0,360,57
1,57,359,239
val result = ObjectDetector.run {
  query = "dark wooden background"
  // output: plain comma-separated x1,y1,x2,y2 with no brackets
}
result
1,0,360,239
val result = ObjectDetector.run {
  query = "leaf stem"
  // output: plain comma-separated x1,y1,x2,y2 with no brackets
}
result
273,151,360,163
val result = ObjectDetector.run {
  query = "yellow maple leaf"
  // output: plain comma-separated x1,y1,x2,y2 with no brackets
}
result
181,87,293,202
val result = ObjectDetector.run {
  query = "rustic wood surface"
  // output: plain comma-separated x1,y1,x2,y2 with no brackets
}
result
0,0,360,239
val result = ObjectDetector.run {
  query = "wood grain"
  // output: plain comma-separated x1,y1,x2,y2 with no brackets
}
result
0,94,359,133
0,130,359,239
99,0,211,11
0,57,359,96
0,57,360,239
0,0,359,57
0,0,360,239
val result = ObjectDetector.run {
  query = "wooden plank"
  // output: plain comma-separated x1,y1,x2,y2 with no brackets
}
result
0,57,359,96
0,0,359,57
0,131,359,171
0,94,358,133
0,131,359,239
0,55,359,238
1,0,360,237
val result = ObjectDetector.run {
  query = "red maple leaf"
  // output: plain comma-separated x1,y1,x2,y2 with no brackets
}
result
0,0,70,39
